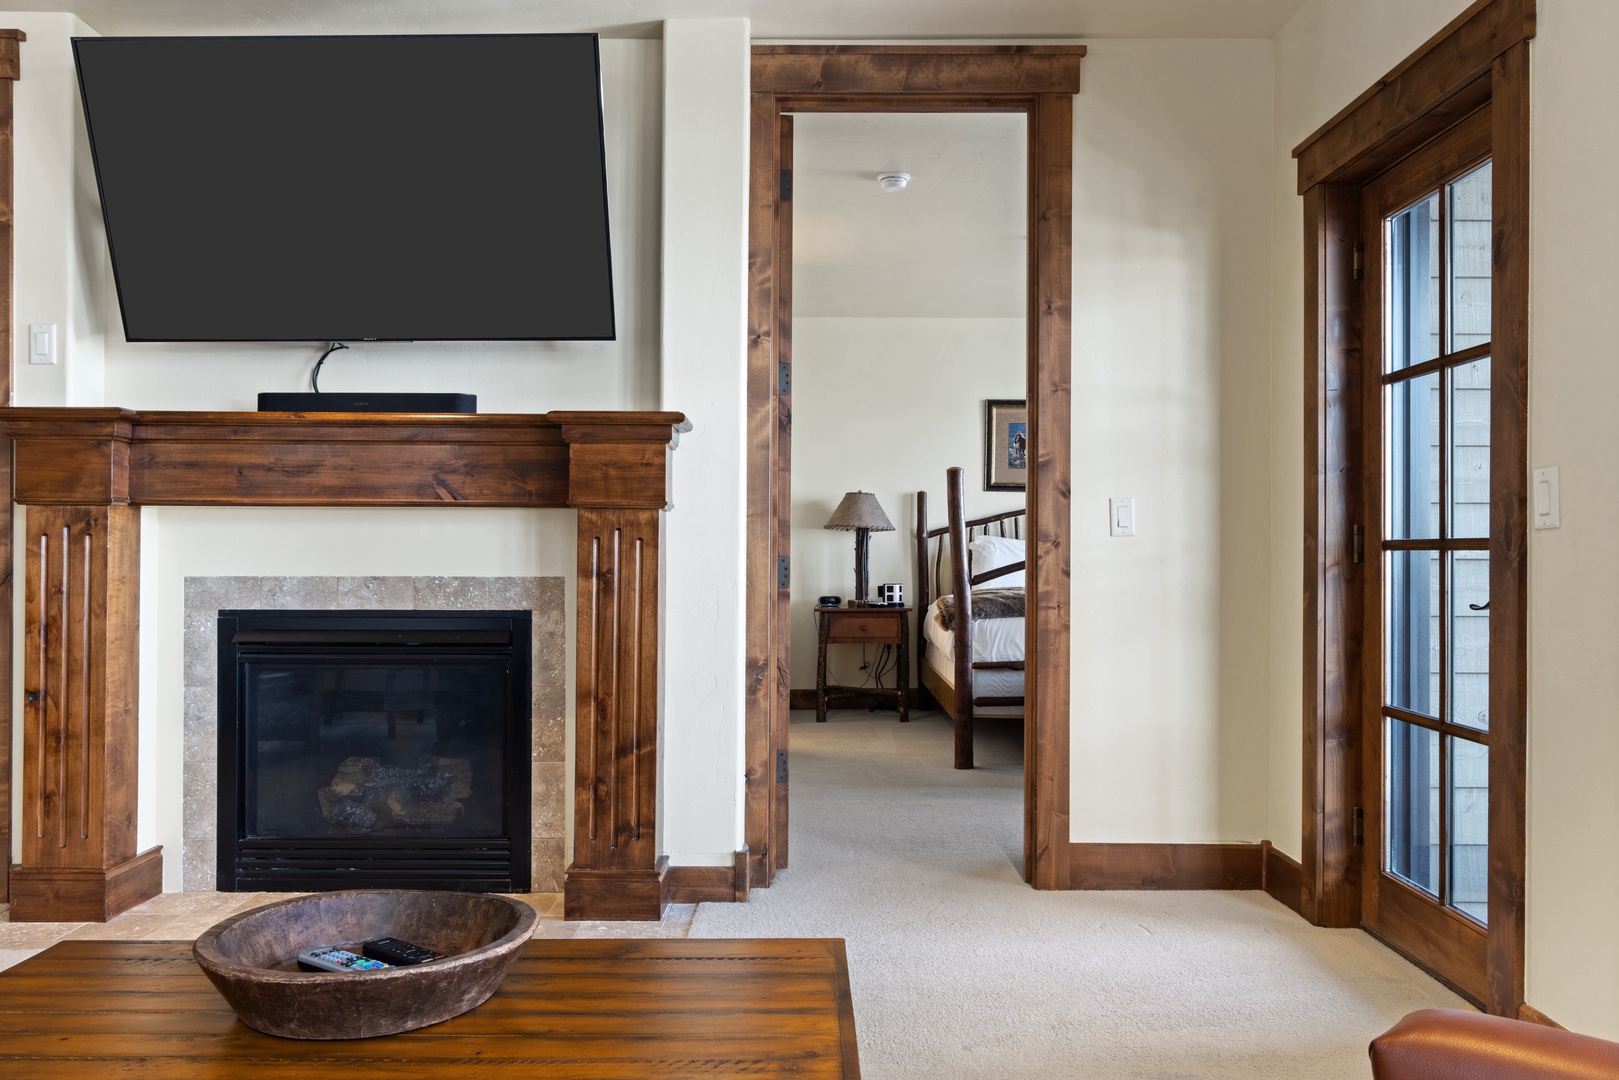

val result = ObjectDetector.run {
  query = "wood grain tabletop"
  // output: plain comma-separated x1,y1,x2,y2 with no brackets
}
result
0,936,861,1078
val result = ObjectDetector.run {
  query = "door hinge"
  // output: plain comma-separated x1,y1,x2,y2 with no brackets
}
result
1352,524,1364,564
776,749,789,783
1352,241,1365,281
777,556,790,589
780,168,793,202
778,361,791,396
1352,806,1365,846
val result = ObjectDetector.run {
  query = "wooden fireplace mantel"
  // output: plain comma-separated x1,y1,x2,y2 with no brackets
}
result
0,407,689,922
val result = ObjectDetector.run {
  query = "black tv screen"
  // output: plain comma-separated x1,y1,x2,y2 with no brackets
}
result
73,34,615,342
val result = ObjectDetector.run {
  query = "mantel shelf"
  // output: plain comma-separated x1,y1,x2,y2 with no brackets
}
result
0,407,690,510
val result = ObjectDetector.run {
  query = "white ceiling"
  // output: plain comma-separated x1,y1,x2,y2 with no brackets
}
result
0,0,1309,39
792,113,1025,320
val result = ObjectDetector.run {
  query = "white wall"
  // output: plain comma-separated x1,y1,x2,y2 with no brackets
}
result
1272,0,1619,1034
658,18,750,865
788,316,1025,688
1517,0,1619,1035
11,12,103,407
1070,39,1275,843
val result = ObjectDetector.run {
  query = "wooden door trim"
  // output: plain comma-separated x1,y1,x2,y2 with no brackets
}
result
1292,0,1533,192
0,28,25,906
746,45,1083,891
1301,180,1363,930
1297,0,1531,1016
1486,38,1530,1018
772,115,793,873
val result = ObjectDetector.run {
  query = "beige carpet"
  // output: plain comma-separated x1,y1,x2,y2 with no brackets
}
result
689,710,1466,1080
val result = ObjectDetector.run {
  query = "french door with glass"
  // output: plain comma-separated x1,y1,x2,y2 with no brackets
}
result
1360,109,1492,1002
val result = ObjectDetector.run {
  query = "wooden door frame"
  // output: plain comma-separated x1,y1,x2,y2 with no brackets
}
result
1294,0,1532,1016
0,30,23,905
745,45,1084,891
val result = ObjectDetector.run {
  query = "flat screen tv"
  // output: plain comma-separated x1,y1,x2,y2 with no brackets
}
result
73,34,615,343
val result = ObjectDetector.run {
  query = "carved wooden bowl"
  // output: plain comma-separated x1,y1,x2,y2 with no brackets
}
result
193,889,538,1040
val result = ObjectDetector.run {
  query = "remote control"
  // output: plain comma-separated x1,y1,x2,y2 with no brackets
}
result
363,937,448,966
297,946,394,973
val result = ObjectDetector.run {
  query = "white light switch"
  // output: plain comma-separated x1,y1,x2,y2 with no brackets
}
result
1109,496,1135,537
28,323,56,365
1533,466,1560,529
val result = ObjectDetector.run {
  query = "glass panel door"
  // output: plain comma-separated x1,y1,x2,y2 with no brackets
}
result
1364,135,1493,1003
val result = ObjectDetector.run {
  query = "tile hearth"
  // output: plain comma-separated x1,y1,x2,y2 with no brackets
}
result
0,893,697,975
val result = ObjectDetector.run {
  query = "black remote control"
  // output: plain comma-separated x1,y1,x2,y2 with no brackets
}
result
362,937,448,966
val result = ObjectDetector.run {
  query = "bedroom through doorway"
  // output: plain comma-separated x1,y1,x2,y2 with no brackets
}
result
782,110,1029,881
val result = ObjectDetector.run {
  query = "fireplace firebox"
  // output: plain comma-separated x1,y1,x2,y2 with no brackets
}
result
217,610,532,891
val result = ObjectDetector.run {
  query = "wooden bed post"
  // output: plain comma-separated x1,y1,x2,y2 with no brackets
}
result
946,468,975,769
914,490,930,691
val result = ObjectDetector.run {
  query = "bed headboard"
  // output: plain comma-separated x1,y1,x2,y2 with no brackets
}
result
914,467,1026,665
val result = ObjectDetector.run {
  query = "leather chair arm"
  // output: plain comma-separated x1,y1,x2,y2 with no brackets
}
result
1370,1009,1619,1080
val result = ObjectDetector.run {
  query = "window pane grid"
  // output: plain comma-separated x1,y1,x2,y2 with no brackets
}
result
1383,704,1492,747
1380,161,1492,927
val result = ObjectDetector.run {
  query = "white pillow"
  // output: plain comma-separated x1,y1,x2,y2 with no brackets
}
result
967,535,1025,589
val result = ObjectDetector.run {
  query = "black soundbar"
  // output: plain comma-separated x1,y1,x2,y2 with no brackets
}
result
257,392,477,414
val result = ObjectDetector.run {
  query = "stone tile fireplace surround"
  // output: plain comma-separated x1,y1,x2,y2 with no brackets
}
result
181,575,566,894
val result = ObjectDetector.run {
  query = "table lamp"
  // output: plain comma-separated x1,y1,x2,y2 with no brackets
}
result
824,491,894,605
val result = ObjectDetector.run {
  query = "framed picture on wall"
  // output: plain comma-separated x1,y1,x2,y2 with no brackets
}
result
983,399,1028,491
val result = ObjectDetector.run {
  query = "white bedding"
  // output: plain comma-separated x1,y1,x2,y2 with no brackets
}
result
922,597,1025,715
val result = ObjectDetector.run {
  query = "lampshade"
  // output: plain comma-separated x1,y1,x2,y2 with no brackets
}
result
824,491,894,532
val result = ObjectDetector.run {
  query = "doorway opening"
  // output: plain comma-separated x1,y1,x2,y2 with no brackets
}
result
744,46,1085,893
785,110,1029,870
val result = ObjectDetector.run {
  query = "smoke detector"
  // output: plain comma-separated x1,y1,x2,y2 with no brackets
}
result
877,172,911,193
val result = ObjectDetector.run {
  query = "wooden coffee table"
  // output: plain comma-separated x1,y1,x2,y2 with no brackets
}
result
0,937,861,1077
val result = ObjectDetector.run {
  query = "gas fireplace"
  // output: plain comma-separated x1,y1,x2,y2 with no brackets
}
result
216,609,532,892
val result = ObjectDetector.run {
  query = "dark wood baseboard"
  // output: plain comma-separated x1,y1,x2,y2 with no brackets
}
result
665,866,732,904
1261,840,1304,916
8,846,162,922
1069,842,1264,890
789,688,922,712
1519,1003,1564,1029
564,856,669,921
666,850,751,905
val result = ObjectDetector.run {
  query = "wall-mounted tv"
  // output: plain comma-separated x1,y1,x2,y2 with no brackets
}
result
73,34,615,343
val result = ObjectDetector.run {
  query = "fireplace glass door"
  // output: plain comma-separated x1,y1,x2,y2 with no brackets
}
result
218,611,531,891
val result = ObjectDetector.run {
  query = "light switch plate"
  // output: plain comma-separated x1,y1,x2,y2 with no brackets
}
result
1109,496,1135,537
1533,466,1560,529
28,323,56,365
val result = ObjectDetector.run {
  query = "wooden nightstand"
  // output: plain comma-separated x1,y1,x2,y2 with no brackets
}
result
814,604,910,723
